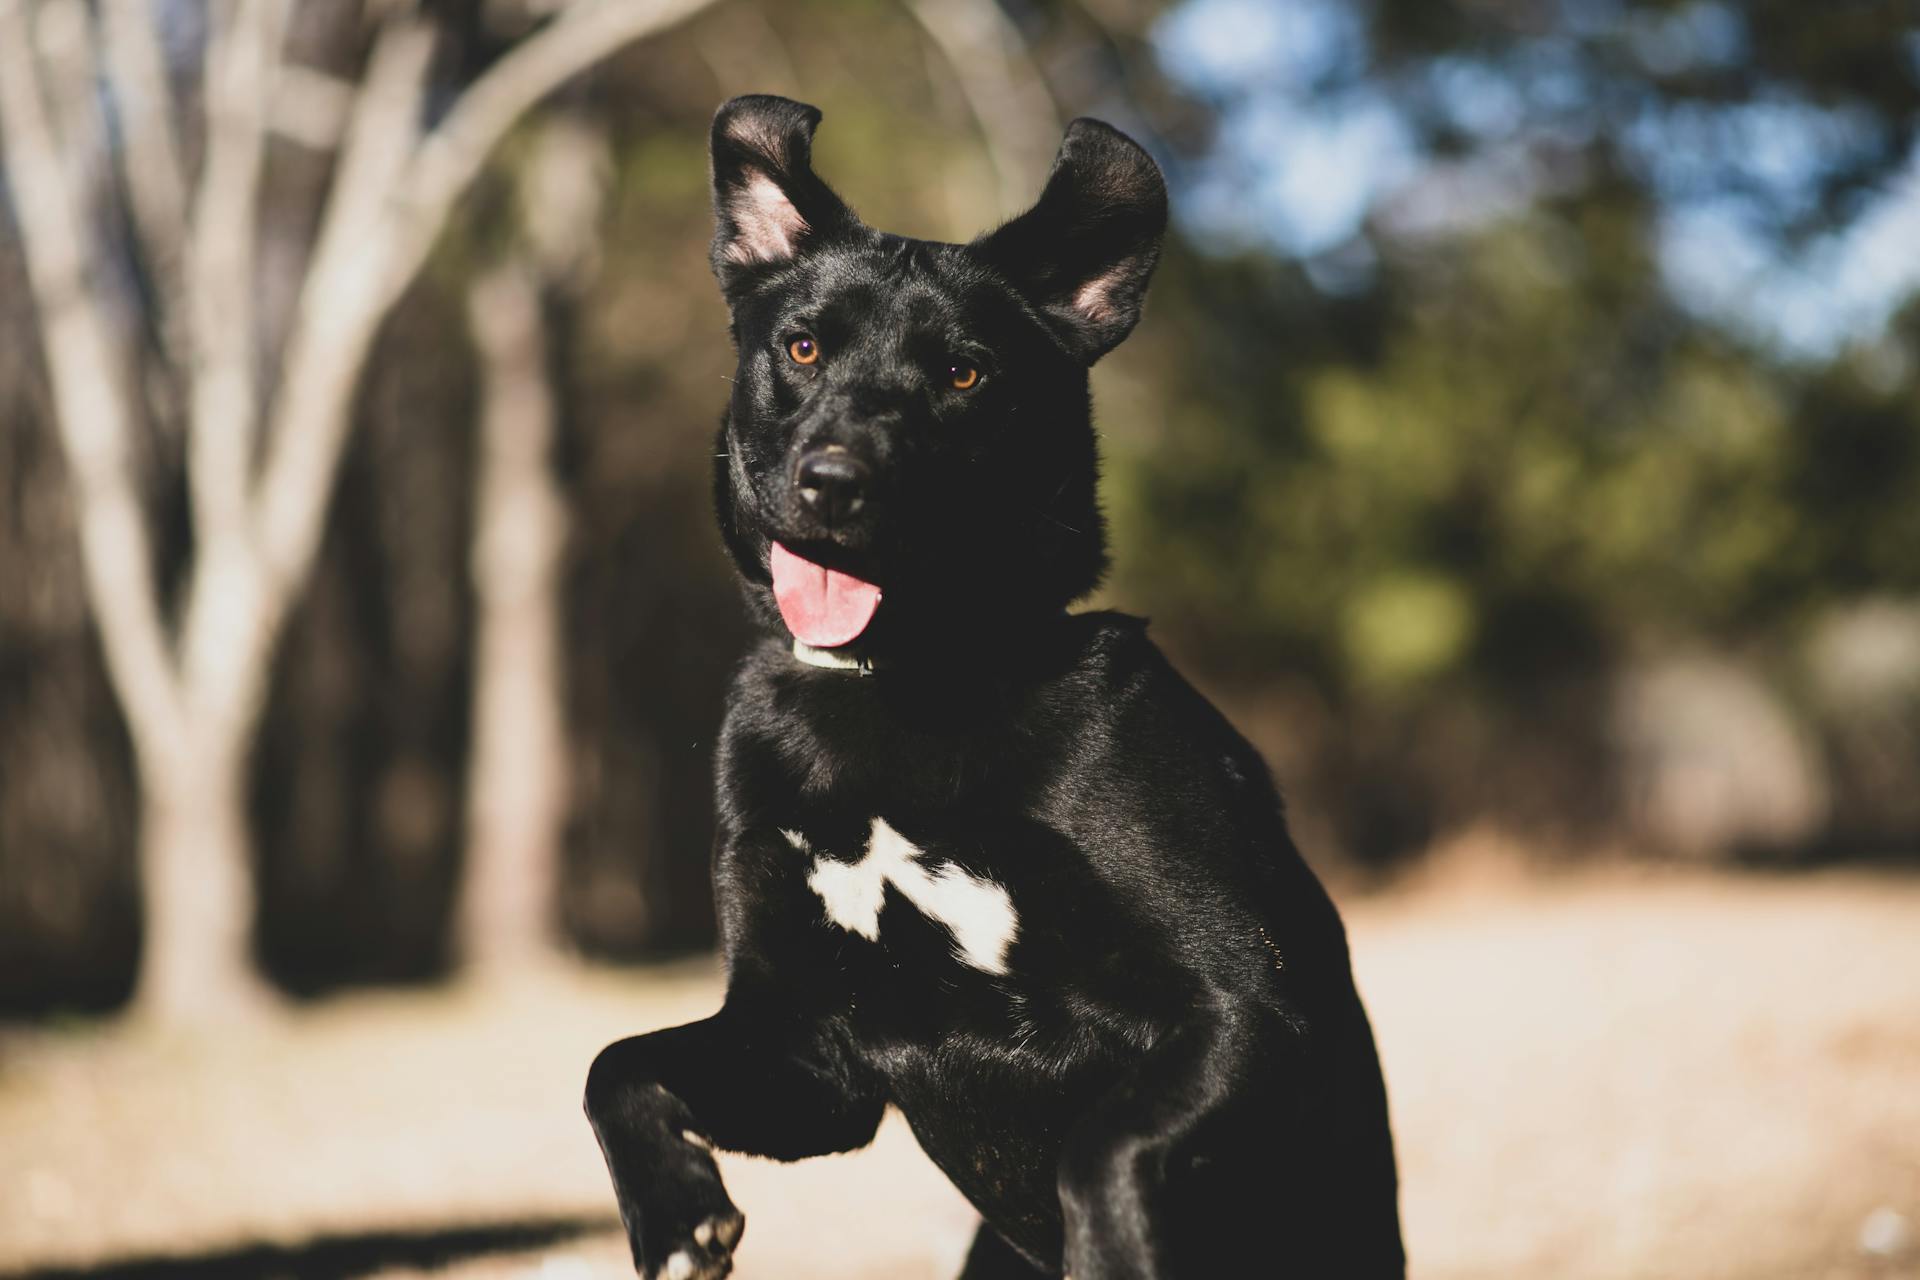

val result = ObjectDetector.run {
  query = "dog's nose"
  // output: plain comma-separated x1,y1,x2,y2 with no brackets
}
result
795,448,870,527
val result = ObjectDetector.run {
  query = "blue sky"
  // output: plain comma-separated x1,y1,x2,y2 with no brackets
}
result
1153,0,1920,358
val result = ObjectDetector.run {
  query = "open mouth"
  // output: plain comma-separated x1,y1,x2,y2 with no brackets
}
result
769,541,883,648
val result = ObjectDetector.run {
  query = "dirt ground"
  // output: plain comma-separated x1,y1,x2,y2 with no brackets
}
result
2,864,1917,1280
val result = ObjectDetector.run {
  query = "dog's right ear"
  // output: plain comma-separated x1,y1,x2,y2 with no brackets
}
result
974,118,1167,364
709,95,856,298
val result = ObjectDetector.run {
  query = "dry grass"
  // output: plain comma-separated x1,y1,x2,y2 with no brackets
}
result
2,865,1917,1279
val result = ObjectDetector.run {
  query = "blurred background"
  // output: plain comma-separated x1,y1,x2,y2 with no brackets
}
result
1,0,1916,1277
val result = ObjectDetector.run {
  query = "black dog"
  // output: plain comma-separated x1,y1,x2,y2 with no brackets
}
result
585,95,1403,1280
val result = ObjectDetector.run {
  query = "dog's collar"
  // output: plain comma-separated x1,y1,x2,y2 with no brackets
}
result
791,638,880,676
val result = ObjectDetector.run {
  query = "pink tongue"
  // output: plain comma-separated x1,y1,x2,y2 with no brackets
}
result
769,542,883,648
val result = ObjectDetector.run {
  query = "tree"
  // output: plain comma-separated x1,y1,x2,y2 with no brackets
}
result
459,116,606,980
0,0,717,1019
1103,0,1920,860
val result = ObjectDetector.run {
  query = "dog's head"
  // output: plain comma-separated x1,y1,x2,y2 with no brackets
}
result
707,95,1166,661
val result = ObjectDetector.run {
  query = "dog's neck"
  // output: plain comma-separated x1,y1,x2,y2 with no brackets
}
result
784,608,1077,680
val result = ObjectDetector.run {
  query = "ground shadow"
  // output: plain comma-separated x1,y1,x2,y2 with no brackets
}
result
1,1215,619,1280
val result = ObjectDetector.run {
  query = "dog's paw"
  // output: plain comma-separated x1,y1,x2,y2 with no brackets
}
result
647,1210,744,1280
611,1136,745,1280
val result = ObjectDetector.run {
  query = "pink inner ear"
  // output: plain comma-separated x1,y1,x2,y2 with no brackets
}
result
725,172,810,266
1072,273,1118,324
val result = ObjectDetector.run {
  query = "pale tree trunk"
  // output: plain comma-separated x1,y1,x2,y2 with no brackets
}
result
459,116,605,980
138,746,264,1018
0,0,719,1022
0,0,266,1018
462,258,570,980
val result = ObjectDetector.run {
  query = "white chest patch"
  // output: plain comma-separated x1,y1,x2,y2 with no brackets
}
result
780,820,1018,975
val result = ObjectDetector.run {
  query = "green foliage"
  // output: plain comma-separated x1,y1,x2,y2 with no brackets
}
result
1107,197,1920,705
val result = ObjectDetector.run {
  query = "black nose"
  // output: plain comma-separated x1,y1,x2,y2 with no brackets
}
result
795,448,870,527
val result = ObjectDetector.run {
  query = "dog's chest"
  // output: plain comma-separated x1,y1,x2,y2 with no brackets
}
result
779,819,1019,977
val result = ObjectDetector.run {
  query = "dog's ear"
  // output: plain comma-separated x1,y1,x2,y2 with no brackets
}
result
709,95,856,296
974,119,1168,364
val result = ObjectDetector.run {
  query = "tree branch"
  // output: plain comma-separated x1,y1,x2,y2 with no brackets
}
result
30,0,105,182
0,0,187,771
388,0,718,282
249,0,719,686
200,0,716,738
907,0,1061,217
194,13,436,733
188,0,290,555
98,0,192,369
272,64,356,151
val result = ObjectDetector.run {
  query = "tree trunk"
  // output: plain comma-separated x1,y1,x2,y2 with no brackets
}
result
136,748,275,1021
1,0,723,1022
460,259,570,981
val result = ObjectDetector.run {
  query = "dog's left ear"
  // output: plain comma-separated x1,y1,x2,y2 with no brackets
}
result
974,118,1168,364
709,95,857,297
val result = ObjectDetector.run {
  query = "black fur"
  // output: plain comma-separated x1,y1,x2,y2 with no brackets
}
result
585,96,1404,1279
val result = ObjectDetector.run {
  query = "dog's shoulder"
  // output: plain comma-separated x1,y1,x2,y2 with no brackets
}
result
1047,607,1153,666
1041,611,1266,769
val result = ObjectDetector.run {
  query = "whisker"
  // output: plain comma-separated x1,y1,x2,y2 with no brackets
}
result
1034,477,1081,534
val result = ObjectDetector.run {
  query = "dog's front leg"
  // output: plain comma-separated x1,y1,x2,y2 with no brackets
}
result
1056,1013,1281,1280
585,1000,884,1280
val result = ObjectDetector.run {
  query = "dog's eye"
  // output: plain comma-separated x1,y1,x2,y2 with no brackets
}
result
788,336,820,366
949,364,980,391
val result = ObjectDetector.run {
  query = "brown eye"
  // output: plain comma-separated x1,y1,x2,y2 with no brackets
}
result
788,336,820,365
950,364,980,390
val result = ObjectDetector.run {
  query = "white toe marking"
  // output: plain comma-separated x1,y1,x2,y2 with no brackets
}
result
693,1221,714,1247
663,1251,695,1280
681,1128,712,1151
798,817,1018,974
